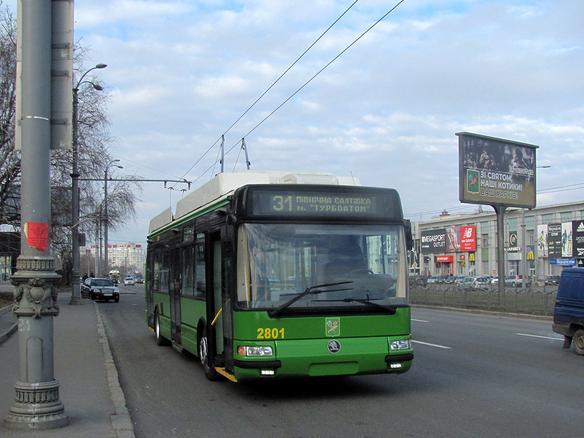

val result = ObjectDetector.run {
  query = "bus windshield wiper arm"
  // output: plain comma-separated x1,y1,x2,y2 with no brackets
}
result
312,297,397,313
268,281,353,318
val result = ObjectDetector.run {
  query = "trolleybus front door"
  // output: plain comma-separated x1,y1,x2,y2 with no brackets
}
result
170,248,181,344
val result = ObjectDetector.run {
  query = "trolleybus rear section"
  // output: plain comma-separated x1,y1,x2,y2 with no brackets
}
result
146,173,413,381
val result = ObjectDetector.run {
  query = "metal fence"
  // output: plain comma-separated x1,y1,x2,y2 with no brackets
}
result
410,284,558,316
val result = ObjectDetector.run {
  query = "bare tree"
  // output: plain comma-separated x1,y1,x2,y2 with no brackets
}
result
0,6,18,225
0,5,141,282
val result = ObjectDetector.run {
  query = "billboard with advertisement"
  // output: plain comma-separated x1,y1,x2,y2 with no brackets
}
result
548,223,562,258
421,229,447,254
508,230,519,251
446,226,460,252
457,132,537,208
561,222,573,257
537,224,548,258
459,225,476,252
573,220,584,258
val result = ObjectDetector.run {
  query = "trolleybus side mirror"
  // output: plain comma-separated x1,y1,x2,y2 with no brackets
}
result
404,220,413,251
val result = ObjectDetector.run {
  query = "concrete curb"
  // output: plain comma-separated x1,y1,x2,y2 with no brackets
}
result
412,304,553,321
95,303,136,438
0,304,17,345
0,303,12,316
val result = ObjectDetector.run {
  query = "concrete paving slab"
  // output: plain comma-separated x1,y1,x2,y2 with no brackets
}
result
0,296,117,438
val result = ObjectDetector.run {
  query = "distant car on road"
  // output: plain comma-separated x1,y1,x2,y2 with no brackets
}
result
124,276,136,286
82,278,119,302
545,276,561,286
134,274,144,284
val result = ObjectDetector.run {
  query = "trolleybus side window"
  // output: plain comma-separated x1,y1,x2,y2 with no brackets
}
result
194,233,206,298
155,250,170,294
152,250,161,292
182,246,194,296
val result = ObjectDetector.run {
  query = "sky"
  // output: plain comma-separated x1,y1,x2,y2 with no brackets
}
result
11,0,584,246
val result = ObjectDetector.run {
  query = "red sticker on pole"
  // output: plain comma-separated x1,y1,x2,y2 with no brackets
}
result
25,222,49,251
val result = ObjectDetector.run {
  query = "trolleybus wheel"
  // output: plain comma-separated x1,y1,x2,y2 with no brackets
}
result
573,329,584,355
154,311,168,346
199,327,218,381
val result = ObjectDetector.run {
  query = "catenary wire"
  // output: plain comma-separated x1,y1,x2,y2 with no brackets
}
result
221,0,407,157
174,0,361,186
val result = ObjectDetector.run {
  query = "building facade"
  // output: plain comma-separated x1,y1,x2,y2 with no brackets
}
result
84,242,145,275
412,200,584,280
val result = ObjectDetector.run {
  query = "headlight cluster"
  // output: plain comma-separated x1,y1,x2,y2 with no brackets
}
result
237,346,273,357
390,339,411,351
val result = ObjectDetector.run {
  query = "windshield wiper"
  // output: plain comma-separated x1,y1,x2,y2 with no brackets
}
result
268,281,353,318
312,296,397,313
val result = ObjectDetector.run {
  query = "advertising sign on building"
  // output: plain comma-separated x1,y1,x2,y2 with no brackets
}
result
550,258,576,266
537,224,548,258
561,222,573,258
508,231,519,251
573,220,584,258
457,132,537,208
435,255,454,263
421,229,447,254
446,226,460,252
548,223,562,258
459,225,477,252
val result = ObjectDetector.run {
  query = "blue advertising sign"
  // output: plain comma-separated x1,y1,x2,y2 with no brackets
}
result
550,258,576,266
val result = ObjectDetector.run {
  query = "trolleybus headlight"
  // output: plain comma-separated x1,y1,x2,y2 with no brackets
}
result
390,340,411,351
238,346,273,357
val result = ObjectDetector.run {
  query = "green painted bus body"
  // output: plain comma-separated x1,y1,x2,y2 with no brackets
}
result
152,290,412,379
232,307,412,379
147,183,413,380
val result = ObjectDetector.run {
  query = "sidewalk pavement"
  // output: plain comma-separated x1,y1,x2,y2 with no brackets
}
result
0,291,135,438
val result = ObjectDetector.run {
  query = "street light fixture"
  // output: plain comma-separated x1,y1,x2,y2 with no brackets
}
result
104,159,123,276
70,64,107,305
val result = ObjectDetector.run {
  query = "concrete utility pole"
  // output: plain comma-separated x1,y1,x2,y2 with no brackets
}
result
494,205,506,304
5,0,68,429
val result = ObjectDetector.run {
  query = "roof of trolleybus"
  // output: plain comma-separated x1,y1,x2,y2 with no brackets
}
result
150,171,363,236
148,171,404,238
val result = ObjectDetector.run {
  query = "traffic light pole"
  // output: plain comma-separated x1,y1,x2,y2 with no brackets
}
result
5,0,68,429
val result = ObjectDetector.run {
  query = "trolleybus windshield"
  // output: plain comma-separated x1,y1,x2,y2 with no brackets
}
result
236,223,407,311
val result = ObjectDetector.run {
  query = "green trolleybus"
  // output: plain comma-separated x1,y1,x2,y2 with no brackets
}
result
145,172,413,381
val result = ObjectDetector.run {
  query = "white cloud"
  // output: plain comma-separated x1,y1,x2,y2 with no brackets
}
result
55,0,584,243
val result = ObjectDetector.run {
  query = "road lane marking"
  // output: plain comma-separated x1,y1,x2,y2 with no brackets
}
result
412,318,429,323
516,333,563,341
412,340,452,350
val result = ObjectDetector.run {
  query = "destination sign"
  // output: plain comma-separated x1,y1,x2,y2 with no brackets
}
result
247,188,401,220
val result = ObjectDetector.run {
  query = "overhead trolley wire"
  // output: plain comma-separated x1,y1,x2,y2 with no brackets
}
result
175,0,361,186
221,0,408,159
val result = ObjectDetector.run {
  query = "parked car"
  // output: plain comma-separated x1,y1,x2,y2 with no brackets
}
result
552,268,584,355
473,276,492,289
123,276,135,286
82,278,119,302
457,276,475,287
134,274,144,284
545,275,561,286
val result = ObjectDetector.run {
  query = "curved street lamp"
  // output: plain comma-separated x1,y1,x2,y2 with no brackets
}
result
70,64,107,304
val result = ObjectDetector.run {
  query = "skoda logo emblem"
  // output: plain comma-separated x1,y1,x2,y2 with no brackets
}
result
327,340,341,353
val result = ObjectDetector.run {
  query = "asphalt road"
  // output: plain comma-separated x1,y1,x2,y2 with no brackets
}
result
101,286,583,438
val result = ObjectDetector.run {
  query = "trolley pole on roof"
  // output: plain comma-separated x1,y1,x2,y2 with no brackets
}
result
5,0,68,429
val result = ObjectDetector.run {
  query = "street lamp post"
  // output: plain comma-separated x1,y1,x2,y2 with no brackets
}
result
70,63,106,305
104,160,122,276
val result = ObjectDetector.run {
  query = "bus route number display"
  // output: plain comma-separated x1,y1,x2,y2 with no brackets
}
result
252,190,379,217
